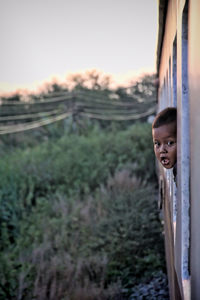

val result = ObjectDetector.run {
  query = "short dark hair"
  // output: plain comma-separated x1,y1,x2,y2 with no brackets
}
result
152,107,177,129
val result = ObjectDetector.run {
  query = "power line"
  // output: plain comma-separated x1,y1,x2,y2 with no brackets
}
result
0,91,148,108
0,90,156,134
0,111,72,134
0,109,62,122
79,107,155,121
80,107,144,115
0,92,72,106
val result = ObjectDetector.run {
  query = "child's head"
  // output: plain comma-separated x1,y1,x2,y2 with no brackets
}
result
152,107,177,169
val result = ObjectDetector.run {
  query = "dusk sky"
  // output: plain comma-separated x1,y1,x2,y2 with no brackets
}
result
0,0,157,94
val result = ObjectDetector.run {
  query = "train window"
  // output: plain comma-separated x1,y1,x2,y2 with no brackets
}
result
166,70,169,106
159,77,166,111
162,71,169,109
172,35,177,107
171,35,177,244
169,57,172,106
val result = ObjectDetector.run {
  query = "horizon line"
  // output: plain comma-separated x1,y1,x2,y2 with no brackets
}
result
0,67,156,97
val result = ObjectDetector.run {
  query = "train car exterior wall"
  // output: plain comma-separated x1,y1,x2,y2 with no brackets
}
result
157,0,200,299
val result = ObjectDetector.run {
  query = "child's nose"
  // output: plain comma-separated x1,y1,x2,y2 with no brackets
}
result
160,144,167,152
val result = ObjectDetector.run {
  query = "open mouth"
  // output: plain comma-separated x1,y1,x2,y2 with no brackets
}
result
161,157,170,165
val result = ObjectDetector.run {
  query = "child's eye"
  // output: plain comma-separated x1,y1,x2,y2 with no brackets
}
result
154,141,160,147
167,141,175,146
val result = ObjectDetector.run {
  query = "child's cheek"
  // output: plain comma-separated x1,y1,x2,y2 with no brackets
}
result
153,147,157,156
155,151,160,162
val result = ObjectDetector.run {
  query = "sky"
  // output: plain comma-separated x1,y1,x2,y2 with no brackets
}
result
0,0,158,95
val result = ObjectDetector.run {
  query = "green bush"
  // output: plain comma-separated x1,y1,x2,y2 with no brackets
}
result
0,123,156,249
0,122,166,299
0,175,164,300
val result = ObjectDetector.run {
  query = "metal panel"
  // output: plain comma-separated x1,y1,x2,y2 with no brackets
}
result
188,0,200,298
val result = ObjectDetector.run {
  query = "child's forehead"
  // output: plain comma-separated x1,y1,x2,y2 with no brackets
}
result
152,122,176,139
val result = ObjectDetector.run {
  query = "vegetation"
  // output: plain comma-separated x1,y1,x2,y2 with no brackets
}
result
0,73,168,299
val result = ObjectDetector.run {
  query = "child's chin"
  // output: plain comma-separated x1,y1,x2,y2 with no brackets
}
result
163,165,173,169
163,163,175,169
160,161,173,169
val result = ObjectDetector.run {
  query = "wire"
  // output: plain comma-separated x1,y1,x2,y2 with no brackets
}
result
75,93,140,106
0,111,72,134
75,99,138,107
79,107,155,121
80,107,142,115
0,92,72,106
0,89,156,134
0,91,143,107
0,109,62,121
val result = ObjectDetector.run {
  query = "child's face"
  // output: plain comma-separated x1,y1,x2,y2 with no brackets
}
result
152,122,177,169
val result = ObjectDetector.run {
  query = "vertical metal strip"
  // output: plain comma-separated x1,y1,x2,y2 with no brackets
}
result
181,2,191,299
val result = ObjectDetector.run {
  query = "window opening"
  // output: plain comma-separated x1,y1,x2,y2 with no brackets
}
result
172,35,177,107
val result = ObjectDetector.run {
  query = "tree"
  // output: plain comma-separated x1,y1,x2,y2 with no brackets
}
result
66,69,112,91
